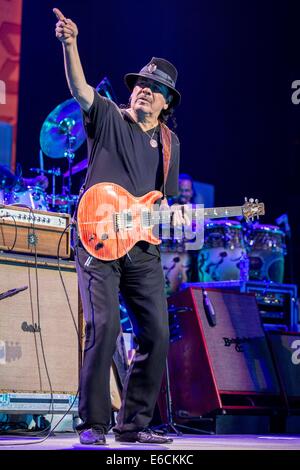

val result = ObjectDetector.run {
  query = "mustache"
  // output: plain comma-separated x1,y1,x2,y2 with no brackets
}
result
137,93,152,103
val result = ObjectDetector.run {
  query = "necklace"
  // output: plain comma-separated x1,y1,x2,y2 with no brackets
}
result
145,125,158,148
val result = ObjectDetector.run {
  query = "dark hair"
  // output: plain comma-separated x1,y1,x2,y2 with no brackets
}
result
179,173,193,182
159,105,177,128
178,173,197,203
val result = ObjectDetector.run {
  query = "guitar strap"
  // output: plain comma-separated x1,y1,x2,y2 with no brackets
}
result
160,122,172,199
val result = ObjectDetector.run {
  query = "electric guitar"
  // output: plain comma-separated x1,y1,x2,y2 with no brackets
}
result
76,182,265,261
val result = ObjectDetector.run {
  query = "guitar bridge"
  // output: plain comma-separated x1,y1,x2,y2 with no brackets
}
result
113,213,121,232
113,211,133,231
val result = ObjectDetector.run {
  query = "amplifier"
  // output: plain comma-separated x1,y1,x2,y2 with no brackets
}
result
0,253,80,394
181,281,299,332
242,281,298,332
0,205,71,258
0,393,78,415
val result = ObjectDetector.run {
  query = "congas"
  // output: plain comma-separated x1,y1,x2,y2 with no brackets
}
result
246,224,286,283
197,219,247,282
160,239,193,296
6,186,49,211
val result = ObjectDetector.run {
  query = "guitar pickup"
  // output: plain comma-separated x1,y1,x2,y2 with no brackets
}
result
141,209,152,228
122,210,133,230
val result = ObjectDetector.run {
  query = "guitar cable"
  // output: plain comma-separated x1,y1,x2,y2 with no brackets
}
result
0,205,55,445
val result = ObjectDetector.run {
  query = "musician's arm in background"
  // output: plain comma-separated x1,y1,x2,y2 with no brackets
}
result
53,8,93,112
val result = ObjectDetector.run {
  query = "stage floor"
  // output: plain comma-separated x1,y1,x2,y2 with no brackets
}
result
0,432,300,450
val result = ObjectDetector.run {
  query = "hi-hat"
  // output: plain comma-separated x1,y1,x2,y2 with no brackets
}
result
40,98,86,158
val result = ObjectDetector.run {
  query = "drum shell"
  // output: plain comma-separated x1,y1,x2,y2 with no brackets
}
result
47,194,78,213
246,224,286,283
197,219,247,282
5,186,49,211
160,239,194,296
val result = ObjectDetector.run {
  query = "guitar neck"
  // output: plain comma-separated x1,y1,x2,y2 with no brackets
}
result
203,205,243,219
157,205,243,223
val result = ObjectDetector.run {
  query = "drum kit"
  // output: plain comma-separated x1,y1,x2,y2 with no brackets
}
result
0,77,116,215
161,218,288,296
0,96,86,214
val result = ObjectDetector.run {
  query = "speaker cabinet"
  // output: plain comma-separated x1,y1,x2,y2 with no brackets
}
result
0,253,80,394
268,331,300,408
166,287,282,419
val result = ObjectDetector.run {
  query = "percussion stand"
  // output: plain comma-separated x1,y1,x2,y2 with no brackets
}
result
64,145,75,214
50,167,61,208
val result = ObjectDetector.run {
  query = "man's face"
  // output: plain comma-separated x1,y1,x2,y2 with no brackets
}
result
130,77,171,118
178,179,193,204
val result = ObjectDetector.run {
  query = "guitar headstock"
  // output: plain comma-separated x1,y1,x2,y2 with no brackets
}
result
242,197,265,222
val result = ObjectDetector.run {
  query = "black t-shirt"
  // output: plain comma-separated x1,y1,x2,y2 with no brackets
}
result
82,89,180,198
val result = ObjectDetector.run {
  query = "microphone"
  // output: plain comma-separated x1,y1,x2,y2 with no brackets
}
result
0,286,28,301
202,289,217,327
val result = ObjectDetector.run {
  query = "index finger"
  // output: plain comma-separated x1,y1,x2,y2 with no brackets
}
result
53,7,66,22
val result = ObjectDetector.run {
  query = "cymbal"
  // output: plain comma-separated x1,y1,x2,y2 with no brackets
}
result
63,157,88,177
40,98,86,158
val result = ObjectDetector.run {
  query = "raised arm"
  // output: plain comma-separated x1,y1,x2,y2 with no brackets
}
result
53,8,94,112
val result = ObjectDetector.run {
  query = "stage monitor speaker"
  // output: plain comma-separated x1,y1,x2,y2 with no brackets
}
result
267,331,300,408
166,287,281,419
0,254,80,394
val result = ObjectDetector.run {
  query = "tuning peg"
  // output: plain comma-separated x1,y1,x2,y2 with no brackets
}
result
255,198,259,204
249,198,254,203
244,197,248,203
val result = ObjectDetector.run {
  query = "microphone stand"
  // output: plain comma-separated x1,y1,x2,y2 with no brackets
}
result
154,306,214,435
0,286,28,301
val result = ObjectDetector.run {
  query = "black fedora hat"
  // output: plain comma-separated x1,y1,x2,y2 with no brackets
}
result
124,57,181,107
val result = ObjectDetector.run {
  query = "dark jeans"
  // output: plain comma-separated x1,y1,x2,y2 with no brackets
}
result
75,240,169,433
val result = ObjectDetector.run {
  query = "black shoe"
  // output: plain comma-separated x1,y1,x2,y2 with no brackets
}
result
78,426,106,445
115,428,173,444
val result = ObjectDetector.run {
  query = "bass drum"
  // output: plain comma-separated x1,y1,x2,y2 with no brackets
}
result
160,239,193,296
246,224,286,283
197,219,247,282
6,186,49,211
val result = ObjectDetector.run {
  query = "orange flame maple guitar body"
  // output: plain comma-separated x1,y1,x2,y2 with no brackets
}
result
77,182,163,261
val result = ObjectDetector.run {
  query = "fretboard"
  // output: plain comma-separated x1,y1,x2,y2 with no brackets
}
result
155,205,243,224
203,205,243,219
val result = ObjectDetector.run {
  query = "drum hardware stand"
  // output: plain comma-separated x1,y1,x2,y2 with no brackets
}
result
49,167,61,208
30,166,61,210
60,117,76,214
